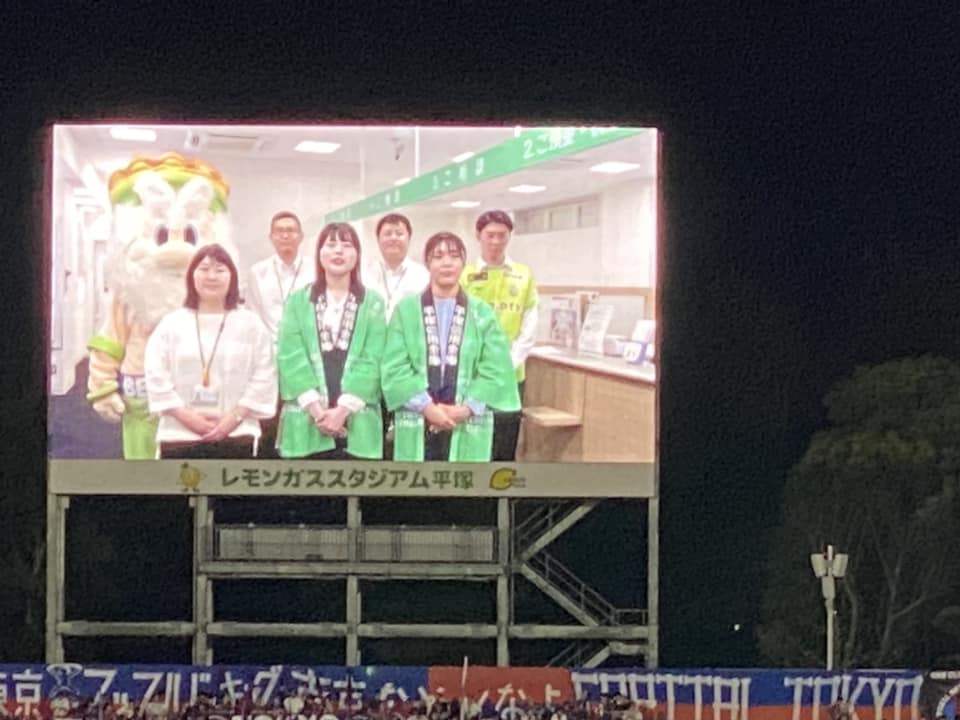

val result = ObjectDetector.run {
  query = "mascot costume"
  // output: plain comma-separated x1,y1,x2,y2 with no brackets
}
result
86,152,232,459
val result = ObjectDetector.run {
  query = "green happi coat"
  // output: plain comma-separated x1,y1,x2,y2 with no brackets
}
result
382,290,521,462
277,286,386,458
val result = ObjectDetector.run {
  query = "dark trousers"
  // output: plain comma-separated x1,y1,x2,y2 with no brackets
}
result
160,436,255,459
381,399,394,460
306,448,352,460
491,381,524,462
305,436,350,460
424,428,453,461
257,397,282,458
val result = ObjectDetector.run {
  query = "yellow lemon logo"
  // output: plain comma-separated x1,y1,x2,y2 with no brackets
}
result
179,462,205,492
490,467,524,490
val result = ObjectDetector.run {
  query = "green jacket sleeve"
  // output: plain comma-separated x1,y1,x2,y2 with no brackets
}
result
381,299,429,412
341,292,387,404
277,289,320,402
461,300,521,411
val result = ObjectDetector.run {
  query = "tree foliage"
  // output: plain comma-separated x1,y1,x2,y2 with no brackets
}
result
758,356,960,668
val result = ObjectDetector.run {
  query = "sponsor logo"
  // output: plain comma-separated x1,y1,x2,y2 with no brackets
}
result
489,467,525,490
179,462,205,492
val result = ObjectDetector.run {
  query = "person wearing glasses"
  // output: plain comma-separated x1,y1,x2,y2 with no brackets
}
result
382,231,519,462
276,222,387,460
245,211,316,456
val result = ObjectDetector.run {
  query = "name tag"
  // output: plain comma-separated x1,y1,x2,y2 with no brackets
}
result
467,271,488,282
192,384,222,409
121,374,148,398
395,411,422,428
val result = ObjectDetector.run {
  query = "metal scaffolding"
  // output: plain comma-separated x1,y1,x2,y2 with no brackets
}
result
46,492,658,668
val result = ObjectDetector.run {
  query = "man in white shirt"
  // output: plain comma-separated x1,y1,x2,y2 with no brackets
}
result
362,213,429,456
245,211,316,338
245,211,316,456
363,213,430,320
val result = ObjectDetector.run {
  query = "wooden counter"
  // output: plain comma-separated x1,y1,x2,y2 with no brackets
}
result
518,347,656,463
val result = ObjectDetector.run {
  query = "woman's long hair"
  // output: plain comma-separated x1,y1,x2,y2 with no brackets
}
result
310,222,365,303
183,243,240,310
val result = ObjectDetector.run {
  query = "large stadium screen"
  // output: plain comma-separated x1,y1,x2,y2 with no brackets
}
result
47,124,658,498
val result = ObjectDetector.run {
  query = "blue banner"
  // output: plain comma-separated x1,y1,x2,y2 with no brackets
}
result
0,665,943,720
0,665,428,709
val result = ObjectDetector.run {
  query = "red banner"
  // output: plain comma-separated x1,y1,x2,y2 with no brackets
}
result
429,666,575,705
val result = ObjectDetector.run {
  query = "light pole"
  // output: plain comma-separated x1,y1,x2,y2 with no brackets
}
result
810,544,848,670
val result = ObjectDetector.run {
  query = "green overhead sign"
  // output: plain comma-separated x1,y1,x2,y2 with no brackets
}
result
325,126,644,223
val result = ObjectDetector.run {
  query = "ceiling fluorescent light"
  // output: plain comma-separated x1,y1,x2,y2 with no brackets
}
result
450,200,480,208
589,161,642,174
452,151,475,163
294,140,341,154
393,177,411,186
109,127,157,142
509,184,546,193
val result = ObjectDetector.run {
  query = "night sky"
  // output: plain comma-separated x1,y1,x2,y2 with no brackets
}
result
2,4,959,667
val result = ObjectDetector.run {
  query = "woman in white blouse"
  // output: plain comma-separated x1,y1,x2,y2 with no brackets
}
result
145,244,278,458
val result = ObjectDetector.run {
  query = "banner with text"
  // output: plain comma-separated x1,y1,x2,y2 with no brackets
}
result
0,665,937,720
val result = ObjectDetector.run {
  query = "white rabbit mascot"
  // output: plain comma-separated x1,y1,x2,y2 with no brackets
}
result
86,153,234,459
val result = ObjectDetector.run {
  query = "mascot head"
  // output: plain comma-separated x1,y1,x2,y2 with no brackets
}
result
106,152,236,326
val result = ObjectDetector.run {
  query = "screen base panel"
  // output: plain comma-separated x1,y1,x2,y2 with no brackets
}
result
48,460,656,498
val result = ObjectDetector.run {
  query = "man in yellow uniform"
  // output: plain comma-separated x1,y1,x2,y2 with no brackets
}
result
460,210,539,461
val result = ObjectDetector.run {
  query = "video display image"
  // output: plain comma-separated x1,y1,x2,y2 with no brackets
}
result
49,124,658,464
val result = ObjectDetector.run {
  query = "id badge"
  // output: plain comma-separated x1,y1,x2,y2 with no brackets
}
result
192,384,222,409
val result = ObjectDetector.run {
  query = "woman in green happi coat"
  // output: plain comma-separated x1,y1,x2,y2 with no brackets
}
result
381,231,520,462
276,222,386,459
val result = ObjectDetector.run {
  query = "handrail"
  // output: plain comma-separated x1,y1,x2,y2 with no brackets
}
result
512,502,575,550
526,551,616,624
525,551,649,627
549,639,598,667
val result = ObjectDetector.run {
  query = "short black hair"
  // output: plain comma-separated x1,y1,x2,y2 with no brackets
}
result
311,222,366,303
270,211,302,232
423,232,467,263
475,209,513,233
376,213,412,237
183,244,240,310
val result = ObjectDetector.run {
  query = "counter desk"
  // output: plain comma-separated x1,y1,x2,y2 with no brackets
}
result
518,346,656,463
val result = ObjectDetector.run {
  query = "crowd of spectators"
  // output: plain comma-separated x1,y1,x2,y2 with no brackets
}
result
1,690,651,720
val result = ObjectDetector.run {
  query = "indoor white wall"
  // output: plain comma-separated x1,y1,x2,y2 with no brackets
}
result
507,177,657,340
210,157,363,286
599,179,657,287
51,130,110,394
509,177,656,286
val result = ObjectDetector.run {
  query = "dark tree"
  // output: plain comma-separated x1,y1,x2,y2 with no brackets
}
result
759,356,960,668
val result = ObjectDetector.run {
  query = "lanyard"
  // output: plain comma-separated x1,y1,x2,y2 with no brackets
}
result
273,257,302,304
380,261,407,307
195,311,228,387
